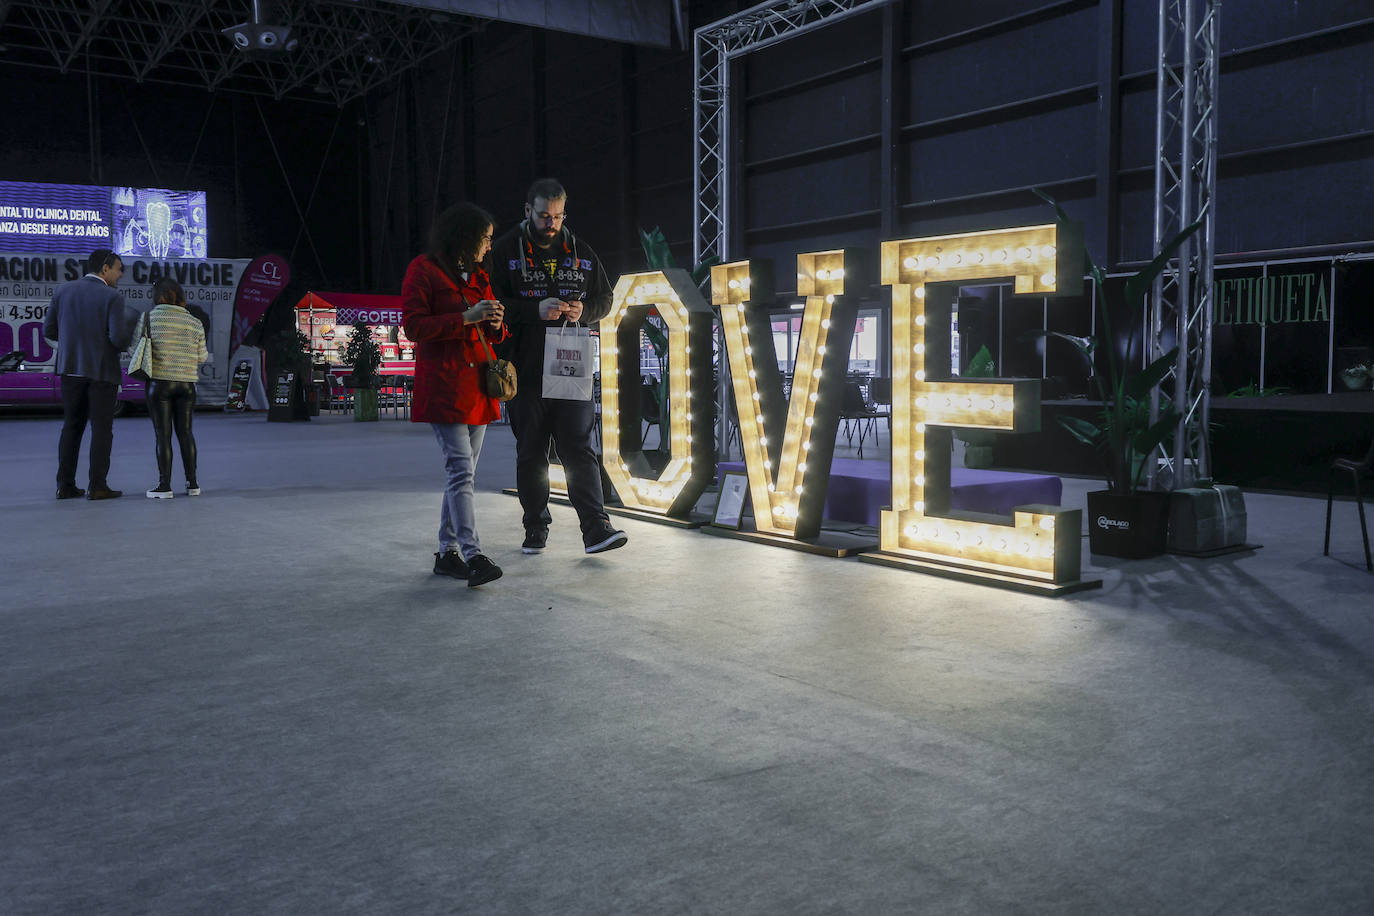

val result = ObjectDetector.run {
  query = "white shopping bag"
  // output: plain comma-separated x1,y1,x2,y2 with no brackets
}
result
542,323,595,400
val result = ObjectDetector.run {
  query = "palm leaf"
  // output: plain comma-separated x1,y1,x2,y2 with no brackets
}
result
1122,347,1178,402
1057,414,1103,448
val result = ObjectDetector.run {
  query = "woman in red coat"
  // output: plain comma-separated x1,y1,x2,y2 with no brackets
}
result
402,202,509,588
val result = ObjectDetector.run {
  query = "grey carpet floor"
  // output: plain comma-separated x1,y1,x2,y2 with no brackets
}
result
2,411,1372,914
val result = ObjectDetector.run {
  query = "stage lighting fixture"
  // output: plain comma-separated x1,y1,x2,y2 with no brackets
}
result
222,1,298,54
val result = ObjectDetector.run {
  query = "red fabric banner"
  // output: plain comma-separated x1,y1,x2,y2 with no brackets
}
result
230,253,290,354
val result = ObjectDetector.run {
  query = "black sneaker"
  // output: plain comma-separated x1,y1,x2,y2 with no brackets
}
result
522,529,548,554
466,554,503,588
433,550,469,580
584,524,628,554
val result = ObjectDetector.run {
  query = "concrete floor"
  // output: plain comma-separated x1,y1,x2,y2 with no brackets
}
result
2,410,1372,914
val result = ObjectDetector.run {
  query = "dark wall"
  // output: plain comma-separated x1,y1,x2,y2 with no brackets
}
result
360,21,698,295
0,66,368,292
358,0,1372,302
4,1,1369,301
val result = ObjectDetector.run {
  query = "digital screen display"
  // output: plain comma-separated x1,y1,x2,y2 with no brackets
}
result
0,181,207,257
111,187,208,259
0,181,112,254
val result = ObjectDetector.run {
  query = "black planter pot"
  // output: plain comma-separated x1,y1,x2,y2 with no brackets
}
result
1086,490,1170,559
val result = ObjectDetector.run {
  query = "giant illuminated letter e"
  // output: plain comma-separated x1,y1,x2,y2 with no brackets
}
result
869,225,1093,591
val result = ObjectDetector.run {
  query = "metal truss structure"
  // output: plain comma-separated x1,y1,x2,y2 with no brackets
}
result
1148,0,1221,487
692,0,1223,488
692,0,894,265
0,0,485,105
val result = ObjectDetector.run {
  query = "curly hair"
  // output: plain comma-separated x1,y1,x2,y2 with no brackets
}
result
427,202,494,277
151,276,186,307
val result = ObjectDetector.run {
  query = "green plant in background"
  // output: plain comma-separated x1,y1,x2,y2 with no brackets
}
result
1227,381,1290,398
1034,189,1203,494
636,227,720,454
265,326,310,374
343,321,383,388
1340,363,1372,390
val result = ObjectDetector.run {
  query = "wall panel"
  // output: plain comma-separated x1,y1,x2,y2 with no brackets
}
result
904,5,1097,124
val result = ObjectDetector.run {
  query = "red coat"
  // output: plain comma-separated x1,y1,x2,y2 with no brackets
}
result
401,255,509,425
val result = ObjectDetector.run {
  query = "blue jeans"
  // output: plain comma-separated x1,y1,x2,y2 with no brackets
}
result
431,422,487,560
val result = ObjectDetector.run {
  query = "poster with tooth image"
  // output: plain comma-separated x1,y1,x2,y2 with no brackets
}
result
111,187,209,260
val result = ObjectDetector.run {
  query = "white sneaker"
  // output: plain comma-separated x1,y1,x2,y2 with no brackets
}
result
146,487,173,499
186,486,202,496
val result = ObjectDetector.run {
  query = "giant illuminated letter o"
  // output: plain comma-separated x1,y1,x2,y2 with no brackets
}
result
598,269,715,518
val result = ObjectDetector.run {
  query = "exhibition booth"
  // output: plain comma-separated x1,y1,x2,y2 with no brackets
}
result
295,290,415,375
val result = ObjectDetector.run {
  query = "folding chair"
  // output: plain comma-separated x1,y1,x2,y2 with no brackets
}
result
1325,438,1374,571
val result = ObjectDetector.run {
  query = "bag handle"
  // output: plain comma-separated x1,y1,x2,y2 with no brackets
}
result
476,329,499,363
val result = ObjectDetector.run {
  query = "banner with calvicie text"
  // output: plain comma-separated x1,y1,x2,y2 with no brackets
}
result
0,253,258,405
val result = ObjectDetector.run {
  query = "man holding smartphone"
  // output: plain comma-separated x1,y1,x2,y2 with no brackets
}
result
489,178,627,556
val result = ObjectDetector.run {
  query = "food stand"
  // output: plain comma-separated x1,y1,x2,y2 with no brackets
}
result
296,291,415,410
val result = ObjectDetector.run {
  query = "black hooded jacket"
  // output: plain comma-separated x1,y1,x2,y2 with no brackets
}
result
488,220,614,394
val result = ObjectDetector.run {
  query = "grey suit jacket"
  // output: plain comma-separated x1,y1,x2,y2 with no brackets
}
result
42,276,136,386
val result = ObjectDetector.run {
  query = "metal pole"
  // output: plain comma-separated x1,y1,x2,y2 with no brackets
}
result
1148,1,1167,488
1171,0,1196,484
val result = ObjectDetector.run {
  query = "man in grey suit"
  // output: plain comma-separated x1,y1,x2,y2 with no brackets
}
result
42,249,137,500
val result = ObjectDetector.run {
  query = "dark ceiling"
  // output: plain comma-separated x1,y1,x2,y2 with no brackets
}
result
0,0,678,106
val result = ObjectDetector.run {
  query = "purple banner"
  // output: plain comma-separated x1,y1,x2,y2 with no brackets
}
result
337,306,405,326
0,182,111,254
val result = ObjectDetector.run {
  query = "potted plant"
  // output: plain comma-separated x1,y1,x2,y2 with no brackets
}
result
265,326,311,377
1340,364,1371,391
344,321,383,422
1035,190,1204,558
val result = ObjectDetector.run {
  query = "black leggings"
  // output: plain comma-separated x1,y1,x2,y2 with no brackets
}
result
147,380,198,487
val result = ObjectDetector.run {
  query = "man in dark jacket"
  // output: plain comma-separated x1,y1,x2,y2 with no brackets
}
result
42,249,137,500
489,178,627,555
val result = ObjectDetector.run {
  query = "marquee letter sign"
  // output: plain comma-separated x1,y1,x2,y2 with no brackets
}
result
863,225,1095,592
712,251,858,542
597,268,716,519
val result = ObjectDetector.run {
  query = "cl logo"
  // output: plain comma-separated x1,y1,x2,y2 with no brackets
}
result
262,261,282,280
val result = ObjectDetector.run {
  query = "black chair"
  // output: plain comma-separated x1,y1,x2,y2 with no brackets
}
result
397,375,413,420
641,378,661,447
869,376,892,437
725,386,742,459
385,375,410,420
840,380,880,459
1325,439,1374,571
